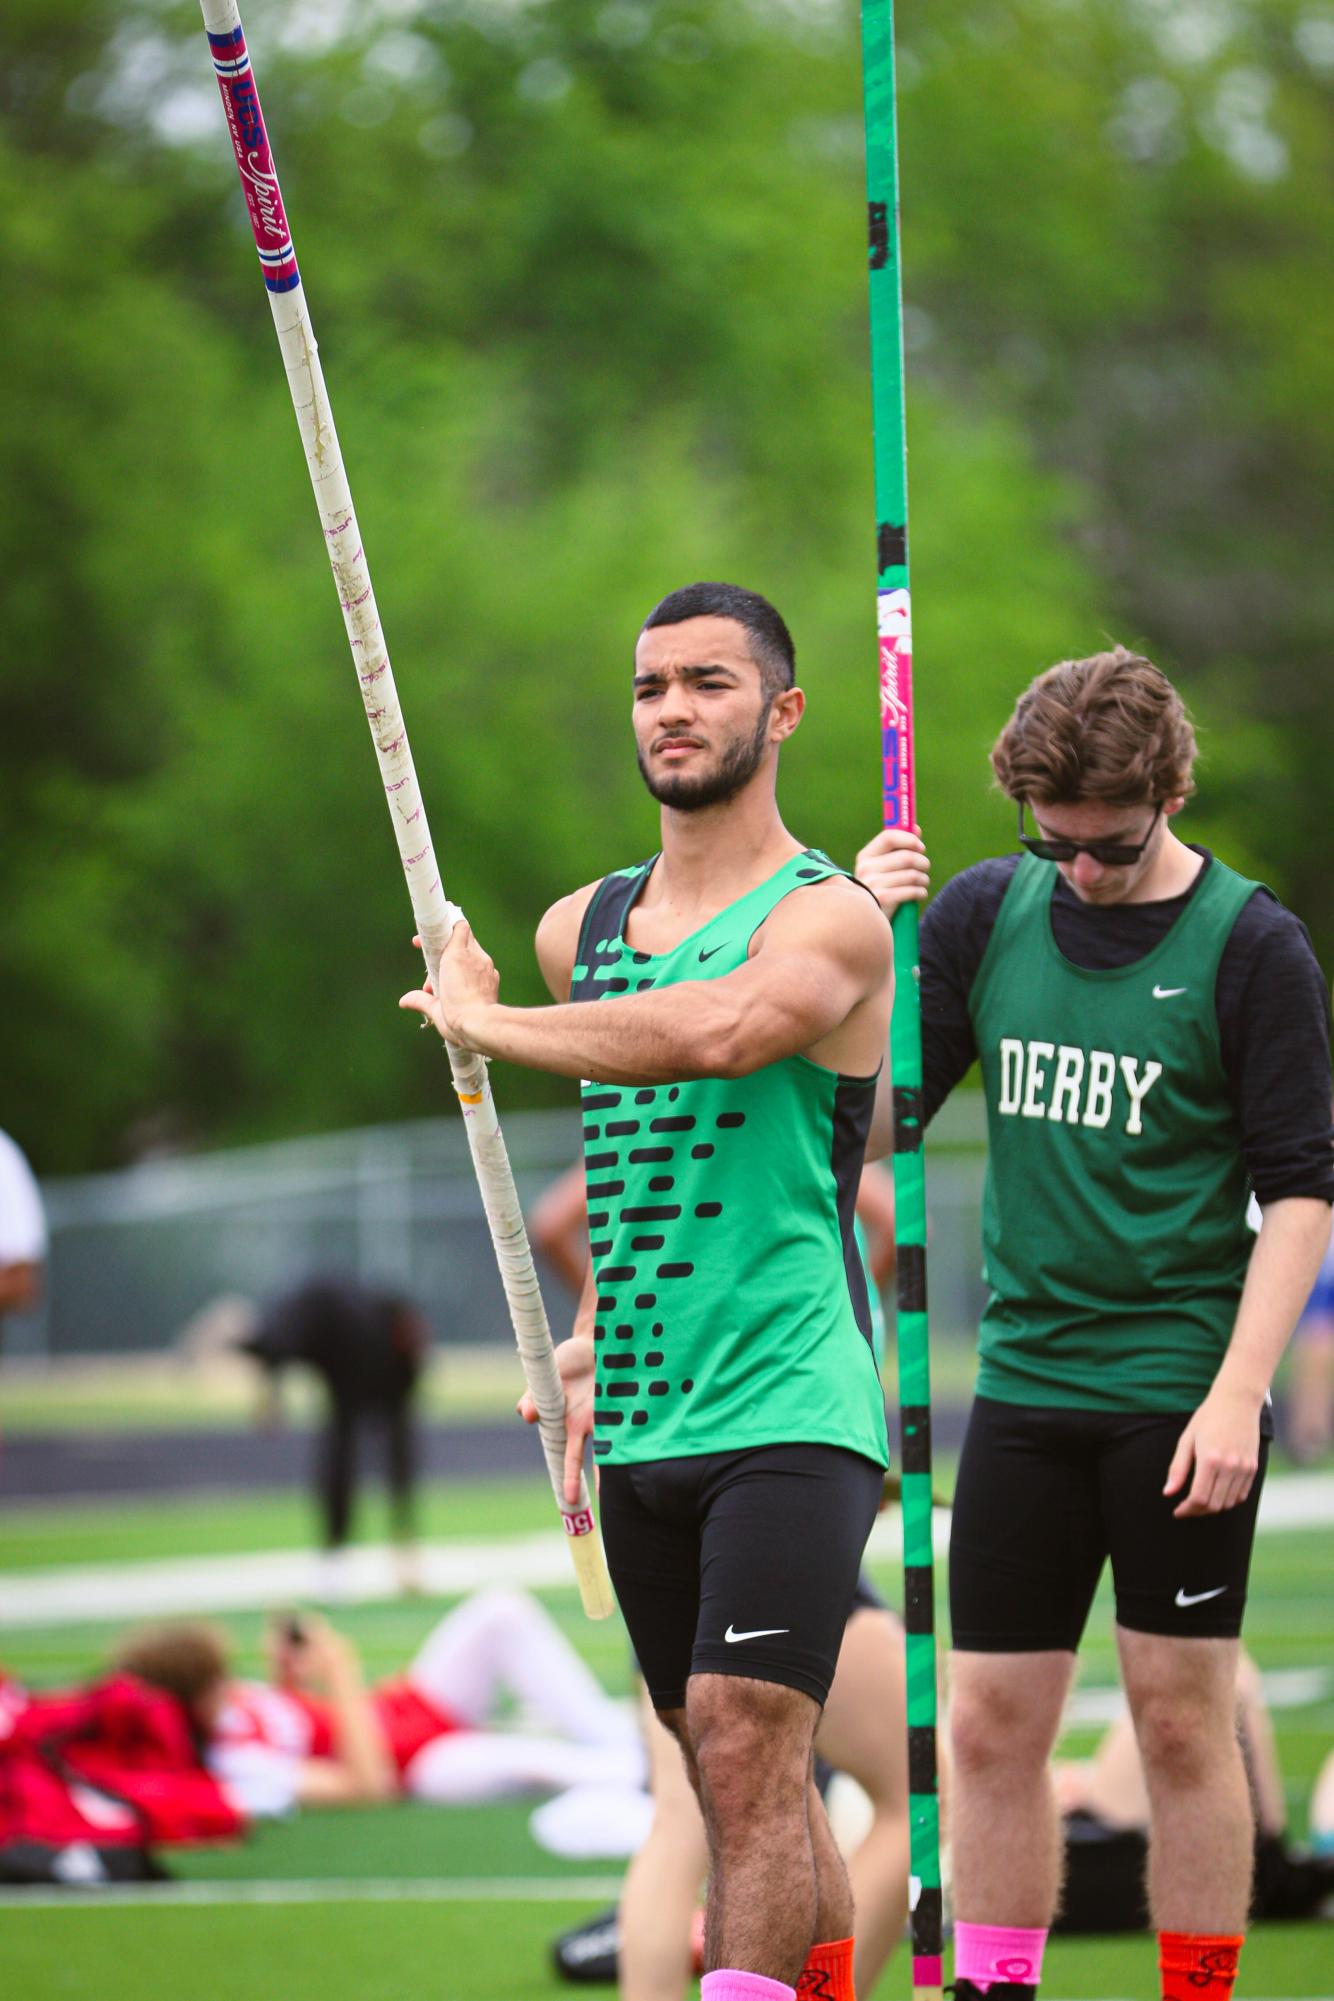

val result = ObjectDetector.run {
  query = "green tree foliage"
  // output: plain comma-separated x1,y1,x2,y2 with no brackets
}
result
1,0,1328,1168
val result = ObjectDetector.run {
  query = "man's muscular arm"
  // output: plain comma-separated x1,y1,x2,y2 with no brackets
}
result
403,879,891,1086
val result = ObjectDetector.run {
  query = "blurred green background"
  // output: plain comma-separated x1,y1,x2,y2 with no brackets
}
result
3,0,1331,1173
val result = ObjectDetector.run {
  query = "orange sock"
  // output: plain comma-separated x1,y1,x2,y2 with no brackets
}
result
797,1937,855,2001
1159,1931,1243,2001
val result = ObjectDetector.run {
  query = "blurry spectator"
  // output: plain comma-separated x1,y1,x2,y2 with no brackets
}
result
1052,1649,1334,1928
1284,1212,1334,1464
1313,1744,1334,1856
0,1127,46,1354
239,1275,430,1593
528,1160,590,1301
117,1587,642,1820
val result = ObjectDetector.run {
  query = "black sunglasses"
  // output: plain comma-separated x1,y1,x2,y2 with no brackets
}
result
1018,801,1162,867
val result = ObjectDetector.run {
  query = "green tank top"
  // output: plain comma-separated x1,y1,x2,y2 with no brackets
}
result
970,851,1260,1411
854,1217,887,1367
572,849,889,1468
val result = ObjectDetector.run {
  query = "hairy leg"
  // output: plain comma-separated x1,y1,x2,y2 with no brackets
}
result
949,1650,1075,1926
686,1671,824,1982
1118,1628,1252,1931
621,1695,709,2001
806,1767,856,1945
816,1608,910,1992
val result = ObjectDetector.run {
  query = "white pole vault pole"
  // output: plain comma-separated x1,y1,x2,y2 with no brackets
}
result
197,0,614,1620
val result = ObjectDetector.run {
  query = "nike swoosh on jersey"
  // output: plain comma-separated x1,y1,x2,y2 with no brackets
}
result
724,1623,791,1643
1174,1585,1227,1608
698,943,730,963
1153,984,1188,998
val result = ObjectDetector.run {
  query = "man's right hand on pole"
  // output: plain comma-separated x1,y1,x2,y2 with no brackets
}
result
517,1334,596,1505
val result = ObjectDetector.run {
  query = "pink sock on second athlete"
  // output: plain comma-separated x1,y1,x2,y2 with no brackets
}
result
700,1972,796,2001
955,1922,1049,1991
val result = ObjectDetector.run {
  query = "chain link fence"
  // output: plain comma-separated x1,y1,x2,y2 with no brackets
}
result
7,1100,989,1361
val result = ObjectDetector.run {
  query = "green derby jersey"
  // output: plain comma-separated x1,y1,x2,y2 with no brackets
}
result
971,851,1262,1411
571,849,890,1469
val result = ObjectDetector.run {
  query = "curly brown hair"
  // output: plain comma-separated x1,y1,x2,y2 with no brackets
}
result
990,646,1197,806
113,1622,231,1711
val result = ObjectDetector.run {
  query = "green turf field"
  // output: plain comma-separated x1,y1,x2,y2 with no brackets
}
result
4,1474,1331,1998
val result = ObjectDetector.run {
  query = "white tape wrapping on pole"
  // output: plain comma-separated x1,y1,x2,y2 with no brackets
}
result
199,0,613,1619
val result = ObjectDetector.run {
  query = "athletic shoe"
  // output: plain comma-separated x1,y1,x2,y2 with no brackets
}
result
1252,1833,1334,1921
551,1906,620,1983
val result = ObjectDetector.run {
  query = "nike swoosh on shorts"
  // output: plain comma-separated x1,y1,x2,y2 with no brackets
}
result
724,1624,791,1643
1174,1585,1227,1608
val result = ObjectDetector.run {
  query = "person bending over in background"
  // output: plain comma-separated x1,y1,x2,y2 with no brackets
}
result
239,1274,430,1594
858,647,1334,2001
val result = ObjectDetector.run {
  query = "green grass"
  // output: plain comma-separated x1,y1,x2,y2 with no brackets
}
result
3,1476,1332,1997
0,1476,557,1571
3,1899,1330,1999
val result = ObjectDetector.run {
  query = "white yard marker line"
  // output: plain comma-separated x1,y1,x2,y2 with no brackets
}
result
0,1875,624,1910
0,1533,581,1628
2,1472,1332,1630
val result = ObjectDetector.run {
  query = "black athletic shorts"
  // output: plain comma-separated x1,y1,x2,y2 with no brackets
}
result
950,1397,1269,1651
599,1443,885,1712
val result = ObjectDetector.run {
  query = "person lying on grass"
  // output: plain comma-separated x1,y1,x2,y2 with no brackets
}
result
116,1585,642,1820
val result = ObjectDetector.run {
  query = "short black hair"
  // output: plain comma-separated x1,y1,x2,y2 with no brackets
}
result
641,582,796,699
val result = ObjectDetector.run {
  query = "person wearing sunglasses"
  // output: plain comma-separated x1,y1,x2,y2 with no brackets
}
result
856,645,1333,2001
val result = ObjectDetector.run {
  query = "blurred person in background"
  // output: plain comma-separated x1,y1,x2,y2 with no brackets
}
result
1314,1745,1334,1858
238,1275,430,1595
116,1587,642,1820
1052,1650,1334,1930
0,1126,47,1355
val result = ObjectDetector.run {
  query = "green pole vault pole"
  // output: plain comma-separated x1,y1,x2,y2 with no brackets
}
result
859,7,943,1999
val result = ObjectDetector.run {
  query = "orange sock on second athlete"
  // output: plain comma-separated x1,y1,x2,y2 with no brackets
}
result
796,1937,855,2001
1159,1931,1244,2001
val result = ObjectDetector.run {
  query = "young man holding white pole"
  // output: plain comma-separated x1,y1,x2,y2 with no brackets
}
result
405,581,893,2001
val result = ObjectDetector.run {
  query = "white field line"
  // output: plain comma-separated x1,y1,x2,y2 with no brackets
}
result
0,1875,624,1910
2,1473,1332,1631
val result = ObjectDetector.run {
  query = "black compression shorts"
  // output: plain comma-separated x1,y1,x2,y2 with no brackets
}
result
950,1397,1268,1651
599,1443,884,1711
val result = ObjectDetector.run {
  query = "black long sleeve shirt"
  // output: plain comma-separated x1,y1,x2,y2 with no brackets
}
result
918,850,1334,1206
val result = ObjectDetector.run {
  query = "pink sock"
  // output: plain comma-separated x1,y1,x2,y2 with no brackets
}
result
955,1922,1048,1991
701,1973,796,2001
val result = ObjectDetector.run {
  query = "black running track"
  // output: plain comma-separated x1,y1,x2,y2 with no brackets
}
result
0,1408,971,1505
